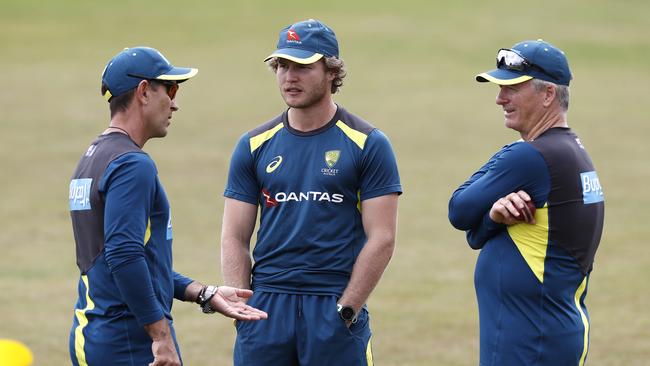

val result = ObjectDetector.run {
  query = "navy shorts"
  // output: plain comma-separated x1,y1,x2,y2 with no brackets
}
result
234,292,373,366
69,317,181,366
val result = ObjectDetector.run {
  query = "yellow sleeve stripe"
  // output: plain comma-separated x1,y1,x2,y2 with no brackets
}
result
144,219,151,245
336,121,367,150
73,275,95,366
250,123,284,153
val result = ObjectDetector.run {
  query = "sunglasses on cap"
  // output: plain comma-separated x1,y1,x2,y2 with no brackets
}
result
496,48,552,76
127,73,179,100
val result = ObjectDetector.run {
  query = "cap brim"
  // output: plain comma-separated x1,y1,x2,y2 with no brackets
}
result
476,68,532,85
263,48,323,64
157,66,198,83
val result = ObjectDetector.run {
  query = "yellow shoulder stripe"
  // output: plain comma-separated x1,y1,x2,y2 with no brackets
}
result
336,121,367,150
507,205,549,283
250,123,284,153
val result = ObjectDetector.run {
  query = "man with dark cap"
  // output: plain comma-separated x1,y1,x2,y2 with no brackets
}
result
221,19,402,365
68,46,267,366
448,40,605,365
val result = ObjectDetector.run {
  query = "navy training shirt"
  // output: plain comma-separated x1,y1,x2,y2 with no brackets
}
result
448,127,605,365
225,106,402,295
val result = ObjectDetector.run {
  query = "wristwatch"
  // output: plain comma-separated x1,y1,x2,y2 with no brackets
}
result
337,304,357,323
197,285,218,314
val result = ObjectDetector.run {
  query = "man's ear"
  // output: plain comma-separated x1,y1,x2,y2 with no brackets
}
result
543,84,557,107
327,67,337,82
135,80,150,105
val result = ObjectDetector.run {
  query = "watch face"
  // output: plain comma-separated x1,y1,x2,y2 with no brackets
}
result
341,307,355,321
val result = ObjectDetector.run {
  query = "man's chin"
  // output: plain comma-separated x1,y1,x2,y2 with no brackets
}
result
153,130,168,139
283,98,306,109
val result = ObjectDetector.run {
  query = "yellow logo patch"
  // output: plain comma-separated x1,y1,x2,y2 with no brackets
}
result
325,150,340,168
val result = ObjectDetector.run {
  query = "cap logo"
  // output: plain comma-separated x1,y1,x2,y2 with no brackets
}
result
287,29,301,43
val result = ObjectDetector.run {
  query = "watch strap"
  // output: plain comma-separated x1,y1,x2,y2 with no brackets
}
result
198,285,218,314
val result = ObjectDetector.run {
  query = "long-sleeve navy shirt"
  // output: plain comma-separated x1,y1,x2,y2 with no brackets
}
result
448,128,604,366
69,133,193,361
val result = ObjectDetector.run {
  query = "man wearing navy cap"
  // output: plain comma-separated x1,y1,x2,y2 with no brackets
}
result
68,47,267,366
448,40,605,365
221,19,402,365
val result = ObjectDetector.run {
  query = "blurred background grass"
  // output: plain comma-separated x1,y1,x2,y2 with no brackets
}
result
1,0,649,364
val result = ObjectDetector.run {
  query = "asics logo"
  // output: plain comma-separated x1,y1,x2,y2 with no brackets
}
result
266,155,283,173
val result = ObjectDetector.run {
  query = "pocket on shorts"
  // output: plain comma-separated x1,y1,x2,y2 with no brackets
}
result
333,306,370,339
347,307,370,338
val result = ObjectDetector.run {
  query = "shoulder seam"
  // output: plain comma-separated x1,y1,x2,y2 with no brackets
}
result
335,120,369,150
249,122,284,153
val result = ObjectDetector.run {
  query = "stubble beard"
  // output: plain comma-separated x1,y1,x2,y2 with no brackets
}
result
283,79,330,109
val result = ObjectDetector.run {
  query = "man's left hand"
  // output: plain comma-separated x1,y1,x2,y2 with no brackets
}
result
489,190,536,225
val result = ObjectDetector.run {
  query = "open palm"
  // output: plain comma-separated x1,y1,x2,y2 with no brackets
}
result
210,286,268,321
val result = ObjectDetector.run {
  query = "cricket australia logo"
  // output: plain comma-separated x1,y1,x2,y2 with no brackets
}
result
322,150,340,176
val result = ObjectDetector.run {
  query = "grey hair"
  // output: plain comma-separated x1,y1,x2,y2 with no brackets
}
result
266,56,347,94
532,78,570,111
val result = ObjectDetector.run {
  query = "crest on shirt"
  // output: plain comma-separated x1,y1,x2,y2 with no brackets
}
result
325,150,340,168
322,150,340,176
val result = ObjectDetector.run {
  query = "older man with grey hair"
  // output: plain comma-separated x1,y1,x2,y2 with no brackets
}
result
449,39,605,365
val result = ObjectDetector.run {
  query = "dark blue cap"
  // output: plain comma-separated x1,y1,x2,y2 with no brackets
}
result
101,47,198,101
264,19,339,64
476,39,572,86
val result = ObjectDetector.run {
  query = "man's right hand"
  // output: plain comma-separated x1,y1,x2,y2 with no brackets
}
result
144,318,181,366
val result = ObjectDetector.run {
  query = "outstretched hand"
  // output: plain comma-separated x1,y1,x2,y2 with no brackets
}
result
489,190,536,225
209,286,268,321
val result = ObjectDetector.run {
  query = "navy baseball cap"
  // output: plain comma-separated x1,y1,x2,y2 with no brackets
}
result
101,47,198,101
264,19,339,64
476,39,572,86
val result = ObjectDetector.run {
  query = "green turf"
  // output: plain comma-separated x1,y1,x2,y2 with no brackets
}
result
1,0,649,364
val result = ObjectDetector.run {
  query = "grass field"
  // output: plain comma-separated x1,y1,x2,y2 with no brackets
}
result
1,0,649,364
